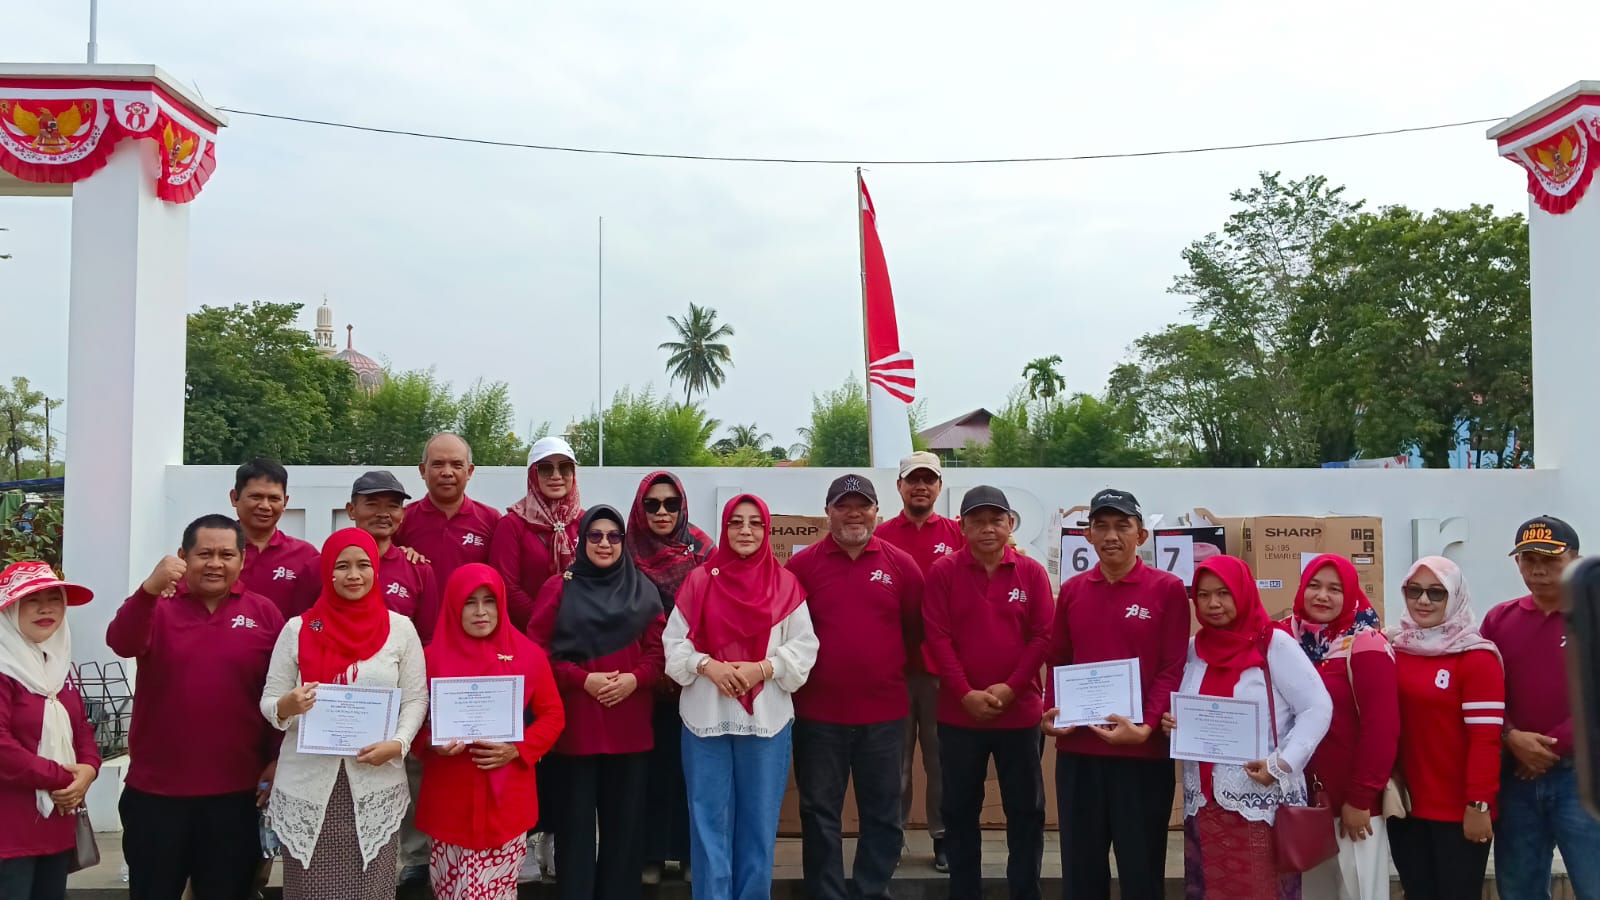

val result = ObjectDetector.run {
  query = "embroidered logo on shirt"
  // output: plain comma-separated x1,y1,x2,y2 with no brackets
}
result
933,542,953,555
1007,588,1028,603
869,569,893,586
230,615,258,629
386,583,411,599
461,533,486,548
1123,603,1152,620
1435,669,1451,690
271,566,296,581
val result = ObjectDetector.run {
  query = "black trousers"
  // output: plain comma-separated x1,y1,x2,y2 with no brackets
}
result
644,700,692,865
793,717,906,900
0,850,71,900
1388,815,1491,900
546,751,649,900
1056,754,1174,900
118,787,260,900
938,724,1044,900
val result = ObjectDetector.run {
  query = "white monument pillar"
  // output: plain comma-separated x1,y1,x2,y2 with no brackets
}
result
0,65,224,665
1487,83,1600,486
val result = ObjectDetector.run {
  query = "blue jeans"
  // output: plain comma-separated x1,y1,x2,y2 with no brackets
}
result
793,717,906,900
1495,761,1600,900
0,851,71,900
682,722,793,900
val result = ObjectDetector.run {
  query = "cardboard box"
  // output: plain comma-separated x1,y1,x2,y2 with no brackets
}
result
1201,514,1385,621
768,515,829,566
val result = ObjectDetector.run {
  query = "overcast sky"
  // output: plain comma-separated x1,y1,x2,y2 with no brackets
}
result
2,1,1586,458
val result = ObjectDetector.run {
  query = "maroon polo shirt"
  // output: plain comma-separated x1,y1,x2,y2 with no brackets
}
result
923,546,1053,730
395,494,502,589
1047,559,1191,759
106,583,285,797
239,527,320,620
1482,594,1573,756
876,512,965,575
376,543,441,645
0,674,101,858
787,534,926,725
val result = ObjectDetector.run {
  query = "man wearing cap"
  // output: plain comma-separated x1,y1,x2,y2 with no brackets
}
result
231,458,320,619
923,486,1052,900
107,515,285,900
1482,516,1600,900
876,451,964,872
1042,489,1189,900
394,432,502,589
787,474,925,900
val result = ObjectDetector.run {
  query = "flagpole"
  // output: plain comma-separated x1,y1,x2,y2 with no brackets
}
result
857,168,876,465
597,215,605,467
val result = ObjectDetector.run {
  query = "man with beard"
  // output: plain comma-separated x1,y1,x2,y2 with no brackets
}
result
395,433,502,587
787,475,924,900
1042,489,1189,900
876,451,963,872
231,459,320,619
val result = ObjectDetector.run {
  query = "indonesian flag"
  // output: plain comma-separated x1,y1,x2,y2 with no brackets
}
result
859,172,916,467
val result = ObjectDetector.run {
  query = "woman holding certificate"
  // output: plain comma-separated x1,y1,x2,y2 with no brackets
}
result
664,494,818,900
416,563,565,900
527,505,666,900
1385,557,1505,900
1161,555,1331,899
259,528,428,900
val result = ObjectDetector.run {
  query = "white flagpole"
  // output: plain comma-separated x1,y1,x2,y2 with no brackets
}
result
597,215,605,466
87,0,99,63
857,168,875,465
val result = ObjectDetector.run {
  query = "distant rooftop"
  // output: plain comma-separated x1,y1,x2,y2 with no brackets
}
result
918,408,993,452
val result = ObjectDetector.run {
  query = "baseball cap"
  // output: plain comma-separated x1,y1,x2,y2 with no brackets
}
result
1509,515,1579,556
0,560,94,612
959,485,1012,517
827,474,878,506
528,436,578,466
898,451,943,480
1089,488,1142,520
352,470,411,500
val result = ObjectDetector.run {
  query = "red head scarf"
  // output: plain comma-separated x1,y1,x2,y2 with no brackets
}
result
674,494,805,714
1282,554,1381,663
426,563,543,681
626,471,714,613
508,459,582,577
1192,554,1275,799
298,528,392,685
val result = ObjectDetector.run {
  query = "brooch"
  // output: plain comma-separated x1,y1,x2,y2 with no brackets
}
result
497,654,514,662
309,619,324,632
711,567,719,576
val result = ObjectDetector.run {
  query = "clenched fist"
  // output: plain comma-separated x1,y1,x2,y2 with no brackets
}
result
142,556,187,598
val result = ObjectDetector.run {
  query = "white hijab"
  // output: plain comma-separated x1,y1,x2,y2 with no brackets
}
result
1386,556,1501,660
0,595,76,818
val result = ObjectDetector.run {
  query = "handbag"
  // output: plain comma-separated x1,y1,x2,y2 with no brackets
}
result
1343,652,1411,819
1260,636,1340,873
67,808,100,873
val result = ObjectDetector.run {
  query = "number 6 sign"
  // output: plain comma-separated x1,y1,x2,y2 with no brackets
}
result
1060,527,1100,576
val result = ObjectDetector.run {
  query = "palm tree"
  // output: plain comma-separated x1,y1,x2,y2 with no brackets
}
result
659,304,735,405
713,423,774,456
1022,355,1067,401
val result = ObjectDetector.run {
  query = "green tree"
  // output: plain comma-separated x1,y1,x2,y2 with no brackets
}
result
659,304,735,404
713,423,775,456
456,379,529,466
1021,355,1067,401
805,376,869,467
334,369,460,466
984,389,1154,467
716,445,777,467
184,302,357,464
0,377,47,480
569,387,718,467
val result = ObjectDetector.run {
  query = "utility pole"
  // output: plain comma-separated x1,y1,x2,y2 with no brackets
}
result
44,399,58,478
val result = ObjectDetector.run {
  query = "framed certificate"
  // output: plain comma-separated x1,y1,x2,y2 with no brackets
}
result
1169,692,1266,766
297,685,402,757
1052,658,1143,728
429,676,524,745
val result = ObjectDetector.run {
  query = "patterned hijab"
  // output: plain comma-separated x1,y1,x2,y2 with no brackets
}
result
626,471,713,613
507,439,582,576
1386,556,1500,659
1283,554,1381,663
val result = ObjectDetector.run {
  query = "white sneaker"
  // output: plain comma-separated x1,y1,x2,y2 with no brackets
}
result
517,836,541,884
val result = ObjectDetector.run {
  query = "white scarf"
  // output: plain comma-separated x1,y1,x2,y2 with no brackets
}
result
0,605,76,817
1386,556,1501,660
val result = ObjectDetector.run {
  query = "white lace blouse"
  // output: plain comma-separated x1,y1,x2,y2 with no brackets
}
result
258,613,428,867
1179,628,1333,825
663,602,818,739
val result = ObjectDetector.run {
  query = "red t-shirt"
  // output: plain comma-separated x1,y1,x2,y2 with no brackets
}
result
239,528,320,620
1046,559,1190,759
1481,595,1573,757
787,535,925,725
395,495,502,589
1394,649,1504,821
923,546,1053,730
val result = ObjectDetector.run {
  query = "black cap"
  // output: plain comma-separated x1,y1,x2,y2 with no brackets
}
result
959,485,1011,517
352,470,411,500
1089,488,1142,520
1510,515,1579,556
826,474,878,506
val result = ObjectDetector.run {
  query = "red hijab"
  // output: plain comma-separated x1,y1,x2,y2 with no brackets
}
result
674,494,805,714
425,563,543,681
1280,554,1381,663
299,529,392,685
1192,554,1275,799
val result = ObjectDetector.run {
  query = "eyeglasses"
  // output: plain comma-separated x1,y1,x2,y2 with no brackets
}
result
1401,584,1449,604
727,517,764,533
536,461,575,478
642,497,682,514
586,530,623,546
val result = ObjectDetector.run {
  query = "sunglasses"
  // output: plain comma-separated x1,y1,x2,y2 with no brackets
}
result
642,497,682,514
586,530,623,546
1401,584,1450,604
536,461,575,478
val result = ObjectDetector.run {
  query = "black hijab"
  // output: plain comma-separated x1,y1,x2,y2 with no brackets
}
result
549,506,664,662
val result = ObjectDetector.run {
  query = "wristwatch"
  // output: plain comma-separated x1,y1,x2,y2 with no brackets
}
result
1466,801,1491,814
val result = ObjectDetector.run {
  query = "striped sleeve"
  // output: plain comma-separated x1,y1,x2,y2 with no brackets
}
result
1460,649,1507,808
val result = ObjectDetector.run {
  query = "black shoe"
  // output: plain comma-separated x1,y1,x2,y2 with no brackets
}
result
398,864,429,887
932,838,948,873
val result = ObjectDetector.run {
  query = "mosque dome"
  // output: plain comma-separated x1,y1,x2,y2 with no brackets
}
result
332,324,385,392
